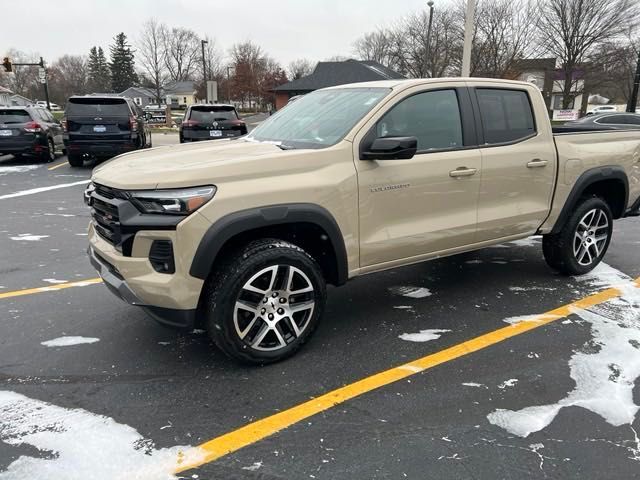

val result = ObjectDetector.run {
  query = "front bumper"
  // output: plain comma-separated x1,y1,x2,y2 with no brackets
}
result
88,245,198,329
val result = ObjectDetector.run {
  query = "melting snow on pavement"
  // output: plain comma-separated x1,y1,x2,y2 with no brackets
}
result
488,263,640,438
399,328,451,342
41,336,100,347
0,165,39,176
10,234,49,242
389,286,432,298
0,391,203,479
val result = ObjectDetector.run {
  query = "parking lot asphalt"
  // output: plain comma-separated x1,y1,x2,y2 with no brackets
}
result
1,135,640,479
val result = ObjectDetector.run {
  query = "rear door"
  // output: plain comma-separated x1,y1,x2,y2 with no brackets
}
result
37,108,63,146
184,105,245,139
65,98,133,143
470,84,557,241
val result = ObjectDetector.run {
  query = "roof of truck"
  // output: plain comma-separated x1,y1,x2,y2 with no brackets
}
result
323,77,534,90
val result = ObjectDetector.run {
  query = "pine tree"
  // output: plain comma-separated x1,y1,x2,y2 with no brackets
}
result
109,33,138,93
87,46,111,92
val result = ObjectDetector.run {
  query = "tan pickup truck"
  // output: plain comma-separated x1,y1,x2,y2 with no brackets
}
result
86,78,640,363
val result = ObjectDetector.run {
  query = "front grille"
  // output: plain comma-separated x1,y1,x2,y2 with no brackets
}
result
91,184,122,249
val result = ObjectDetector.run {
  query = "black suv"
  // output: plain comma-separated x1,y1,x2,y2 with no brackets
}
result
179,104,247,143
0,106,64,162
63,96,152,167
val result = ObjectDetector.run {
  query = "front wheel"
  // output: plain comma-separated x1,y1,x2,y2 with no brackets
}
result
543,197,613,275
204,239,326,364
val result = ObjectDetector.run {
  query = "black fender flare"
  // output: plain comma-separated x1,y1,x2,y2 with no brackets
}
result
190,203,349,285
550,165,628,234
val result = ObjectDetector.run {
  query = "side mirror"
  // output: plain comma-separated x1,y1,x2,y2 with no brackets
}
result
175,118,183,126
361,136,418,160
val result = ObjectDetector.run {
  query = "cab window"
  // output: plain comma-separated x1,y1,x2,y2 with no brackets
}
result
376,89,463,151
476,88,536,144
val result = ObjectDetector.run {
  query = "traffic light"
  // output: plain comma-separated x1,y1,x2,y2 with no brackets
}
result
2,57,11,73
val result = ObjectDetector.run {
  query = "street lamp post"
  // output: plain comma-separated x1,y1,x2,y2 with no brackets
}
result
426,1,435,78
201,39,208,102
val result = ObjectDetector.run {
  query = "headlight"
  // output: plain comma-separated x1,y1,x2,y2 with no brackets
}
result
128,186,216,215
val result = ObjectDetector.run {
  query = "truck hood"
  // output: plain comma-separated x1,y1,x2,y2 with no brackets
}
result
91,139,291,189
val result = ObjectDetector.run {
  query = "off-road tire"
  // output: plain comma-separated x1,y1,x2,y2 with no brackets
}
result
203,238,326,364
543,196,613,275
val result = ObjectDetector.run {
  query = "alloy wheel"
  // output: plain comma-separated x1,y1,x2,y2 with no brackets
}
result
572,208,610,266
234,264,316,351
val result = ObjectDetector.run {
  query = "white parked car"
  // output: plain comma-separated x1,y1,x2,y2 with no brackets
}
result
35,101,61,111
587,105,617,115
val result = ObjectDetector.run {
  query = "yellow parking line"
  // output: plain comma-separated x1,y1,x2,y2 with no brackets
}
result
0,278,102,300
174,278,640,474
47,161,68,171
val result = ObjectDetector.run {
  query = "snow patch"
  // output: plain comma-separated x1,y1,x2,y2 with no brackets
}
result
242,461,263,471
489,266,640,438
399,328,450,343
41,336,100,347
462,382,486,388
502,314,560,325
393,305,413,310
509,286,556,292
42,278,67,284
498,378,519,389
0,390,203,479
389,286,432,298
10,234,49,241
0,165,39,176
509,236,542,247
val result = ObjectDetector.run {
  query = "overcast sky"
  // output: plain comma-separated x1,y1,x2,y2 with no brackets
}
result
1,0,432,68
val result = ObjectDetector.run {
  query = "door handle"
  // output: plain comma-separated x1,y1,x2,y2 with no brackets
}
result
449,167,477,178
527,159,548,168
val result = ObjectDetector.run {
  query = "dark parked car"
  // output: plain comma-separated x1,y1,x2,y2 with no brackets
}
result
0,106,63,162
63,96,152,167
561,112,640,130
179,104,247,143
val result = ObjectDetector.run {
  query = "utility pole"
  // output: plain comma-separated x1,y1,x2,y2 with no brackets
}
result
40,57,51,110
627,47,640,113
201,39,208,103
426,1,435,78
227,65,233,104
461,0,476,77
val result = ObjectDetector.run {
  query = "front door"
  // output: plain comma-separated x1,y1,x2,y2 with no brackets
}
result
355,86,482,268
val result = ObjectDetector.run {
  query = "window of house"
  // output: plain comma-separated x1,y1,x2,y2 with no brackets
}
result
376,89,463,151
476,89,536,144
134,97,142,106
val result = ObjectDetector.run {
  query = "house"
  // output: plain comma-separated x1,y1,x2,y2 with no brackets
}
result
119,87,159,108
164,81,198,109
9,93,35,107
273,59,405,110
0,86,12,107
509,58,556,112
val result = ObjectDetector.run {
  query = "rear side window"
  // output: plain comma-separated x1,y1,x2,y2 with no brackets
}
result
597,115,628,125
476,89,536,144
66,98,130,116
377,89,463,151
625,116,640,126
189,106,238,122
0,110,32,124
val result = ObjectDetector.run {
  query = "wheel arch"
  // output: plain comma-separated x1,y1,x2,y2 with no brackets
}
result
550,165,629,234
190,203,349,286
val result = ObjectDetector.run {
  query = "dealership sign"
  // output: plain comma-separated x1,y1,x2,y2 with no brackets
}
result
553,109,579,121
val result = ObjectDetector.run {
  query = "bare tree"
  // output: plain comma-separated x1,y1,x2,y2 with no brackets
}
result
537,0,640,109
163,27,200,82
467,0,541,77
287,58,315,80
229,41,266,108
48,55,89,104
353,30,397,69
3,48,40,98
137,18,168,103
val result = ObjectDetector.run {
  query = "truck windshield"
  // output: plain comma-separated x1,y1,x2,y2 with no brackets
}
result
247,87,390,149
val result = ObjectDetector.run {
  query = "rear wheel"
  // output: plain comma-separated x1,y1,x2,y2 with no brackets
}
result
67,154,84,167
41,137,56,162
204,239,326,364
543,197,613,275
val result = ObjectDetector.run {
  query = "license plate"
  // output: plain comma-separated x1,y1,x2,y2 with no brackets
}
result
209,130,222,137
93,125,107,133
0,130,12,136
